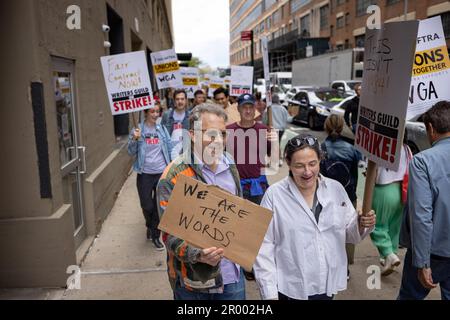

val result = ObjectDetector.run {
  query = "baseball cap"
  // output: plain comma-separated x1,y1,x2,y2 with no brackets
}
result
237,94,256,106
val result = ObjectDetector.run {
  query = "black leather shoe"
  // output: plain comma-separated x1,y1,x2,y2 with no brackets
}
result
153,238,165,251
146,228,152,240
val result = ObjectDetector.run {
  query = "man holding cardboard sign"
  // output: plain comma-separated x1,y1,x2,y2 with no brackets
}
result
157,103,272,300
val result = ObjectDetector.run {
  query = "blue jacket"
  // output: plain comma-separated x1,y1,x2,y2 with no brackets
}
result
400,136,450,268
321,137,362,163
127,121,173,174
161,109,190,136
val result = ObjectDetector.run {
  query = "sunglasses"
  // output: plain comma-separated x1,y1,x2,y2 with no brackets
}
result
288,136,318,148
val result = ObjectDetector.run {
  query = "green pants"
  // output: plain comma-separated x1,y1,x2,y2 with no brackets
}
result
370,183,404,258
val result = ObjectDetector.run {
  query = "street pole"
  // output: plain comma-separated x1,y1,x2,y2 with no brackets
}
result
251,30,255,88
403,0,408,21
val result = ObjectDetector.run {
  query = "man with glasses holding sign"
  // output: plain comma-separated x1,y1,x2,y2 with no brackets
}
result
157,103,246,300
254,134,376,300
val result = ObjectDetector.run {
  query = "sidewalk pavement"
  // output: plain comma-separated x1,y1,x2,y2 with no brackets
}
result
0,127,441,300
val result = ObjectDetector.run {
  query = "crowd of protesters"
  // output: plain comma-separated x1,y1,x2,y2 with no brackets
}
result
127,85,450,300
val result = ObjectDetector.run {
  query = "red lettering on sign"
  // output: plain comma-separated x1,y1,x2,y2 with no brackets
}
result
357,126,398,164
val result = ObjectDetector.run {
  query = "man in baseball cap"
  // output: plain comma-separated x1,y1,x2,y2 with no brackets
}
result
226,92,278,281
237,93,256,107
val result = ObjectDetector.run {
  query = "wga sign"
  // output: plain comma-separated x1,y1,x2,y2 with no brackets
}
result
66,265,81,290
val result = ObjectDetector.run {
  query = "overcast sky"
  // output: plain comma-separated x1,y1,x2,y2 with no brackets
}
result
172,0,230,69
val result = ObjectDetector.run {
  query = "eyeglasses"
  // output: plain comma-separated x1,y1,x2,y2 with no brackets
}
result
288,136,318,148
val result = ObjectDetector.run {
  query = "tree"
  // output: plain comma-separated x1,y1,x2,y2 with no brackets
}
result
188,56,203,68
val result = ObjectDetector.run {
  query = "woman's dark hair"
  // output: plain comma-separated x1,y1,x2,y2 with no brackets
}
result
324,114,343,141
284,134,323,163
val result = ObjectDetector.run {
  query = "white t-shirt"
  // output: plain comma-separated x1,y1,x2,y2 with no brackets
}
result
376,144,412,185
171,111,186,158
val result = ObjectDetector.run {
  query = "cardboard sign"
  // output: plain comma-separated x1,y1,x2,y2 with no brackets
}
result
158,175,273,271
261,36,272,106
355,21,419,171
230,66,253,96
407,16,450,120
180,67,200,99
208,76,224,98
100,51,154,116
151,49,183,89
225,103,241,125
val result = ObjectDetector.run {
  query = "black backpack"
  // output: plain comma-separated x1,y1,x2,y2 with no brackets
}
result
320,142,357,202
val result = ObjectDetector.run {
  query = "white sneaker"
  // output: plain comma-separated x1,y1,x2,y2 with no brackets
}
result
279,160,283,167
381,253,401,276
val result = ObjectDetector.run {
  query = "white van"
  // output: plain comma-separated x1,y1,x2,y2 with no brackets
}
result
269,72,292,90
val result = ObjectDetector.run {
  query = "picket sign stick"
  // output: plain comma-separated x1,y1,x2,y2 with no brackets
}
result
267,105,273,128
131,111,138,129
362,160,377,216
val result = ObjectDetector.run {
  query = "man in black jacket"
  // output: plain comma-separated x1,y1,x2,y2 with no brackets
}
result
344,84,361,134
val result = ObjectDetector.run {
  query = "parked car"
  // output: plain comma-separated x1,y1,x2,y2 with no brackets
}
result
330,80,362,96
283,86,317,107
331,102,431,154
288,88,347,129
405,118,431,154
255,82,287,103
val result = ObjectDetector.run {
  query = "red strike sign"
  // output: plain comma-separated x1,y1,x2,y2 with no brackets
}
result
355,126,397,164
113,96,152,112
231,87,251,95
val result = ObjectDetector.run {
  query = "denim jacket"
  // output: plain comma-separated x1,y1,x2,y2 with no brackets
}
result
127,121,173,174
321,137,362,163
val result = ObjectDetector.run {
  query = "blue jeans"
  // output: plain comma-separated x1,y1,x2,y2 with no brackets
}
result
398,249,450,300
173,271,246,300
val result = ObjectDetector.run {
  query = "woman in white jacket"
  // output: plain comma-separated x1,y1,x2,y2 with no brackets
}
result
254,134,376,300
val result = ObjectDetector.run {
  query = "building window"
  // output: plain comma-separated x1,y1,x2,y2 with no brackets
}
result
345,39,350,49
355,34,365,48
330,25,334,37
264,0,277,11
300,14,310,36
231,0,257,27
337,0,345,5
337,16,344,29
320,5,329,30
273,8,282,25
345,13,350,26
266,16,271,30
291,0,312,14
356,0,377,17
260,21,265,33
434,11,449,39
